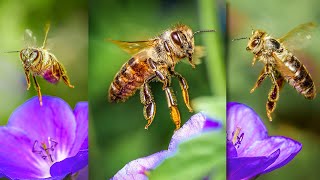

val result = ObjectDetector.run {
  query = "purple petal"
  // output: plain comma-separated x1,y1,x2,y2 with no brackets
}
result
0,127,50,178
112,151,168,180
76,166,88,180
227,102,268,155
50,149,88,177
228,149,280,180
7,96,77,162
168,113,216,150
80,136,88,150
204,117,222,130
227,141,238,158
241,136,302,173
70,102,88,156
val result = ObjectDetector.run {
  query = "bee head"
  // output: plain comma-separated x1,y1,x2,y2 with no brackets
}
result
170,30,194,56
170,26,214,65
20,48,39,67
246,30,266,53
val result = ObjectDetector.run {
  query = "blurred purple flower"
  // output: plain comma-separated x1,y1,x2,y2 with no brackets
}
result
111,113,221,180
227,102,302,180
0,96,88,180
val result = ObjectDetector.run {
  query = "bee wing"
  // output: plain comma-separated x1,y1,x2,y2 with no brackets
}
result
278,22,317,50
108,39,156,55
24,29,37,47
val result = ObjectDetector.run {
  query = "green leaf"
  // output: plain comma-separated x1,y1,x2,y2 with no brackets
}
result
192,96,226,124
149,131,226,180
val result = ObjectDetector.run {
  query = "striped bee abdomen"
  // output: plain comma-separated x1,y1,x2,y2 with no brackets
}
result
109,57,153,102
283,55,316,99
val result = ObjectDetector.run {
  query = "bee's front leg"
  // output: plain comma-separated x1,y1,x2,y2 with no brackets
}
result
251,56,258,66
250,66,268,93
147,58,170,89
24,68,31,90
188,56,196,68
140,80,156,130
32,75,42,106
170,70,193,112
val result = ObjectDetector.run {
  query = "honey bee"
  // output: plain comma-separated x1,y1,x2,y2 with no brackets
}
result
18,24,74,105
243,22,316,121
108,24,214,130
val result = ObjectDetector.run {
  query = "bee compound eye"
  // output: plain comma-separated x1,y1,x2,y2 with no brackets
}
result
171,31,182,46
31,50,38,60
251,39,260,47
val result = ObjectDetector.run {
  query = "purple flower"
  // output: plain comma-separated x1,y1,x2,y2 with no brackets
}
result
0,96,88,180
227,102,302,180
111,113,222,180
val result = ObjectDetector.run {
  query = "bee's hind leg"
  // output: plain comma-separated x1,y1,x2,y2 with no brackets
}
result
266,73,284,121
164,86,181,131
56,62,74,88
250,66,268,93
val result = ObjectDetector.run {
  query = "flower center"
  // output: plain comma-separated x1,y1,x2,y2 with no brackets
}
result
232,127,244,149
32,137,58,164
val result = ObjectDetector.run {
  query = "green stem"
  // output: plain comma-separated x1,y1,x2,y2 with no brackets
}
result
198,0,226,96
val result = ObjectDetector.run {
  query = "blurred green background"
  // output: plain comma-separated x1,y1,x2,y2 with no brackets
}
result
228,0,320,179
89,0,225,179
0,0,87,126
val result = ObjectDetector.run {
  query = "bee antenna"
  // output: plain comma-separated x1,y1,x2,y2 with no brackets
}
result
232,37,248,41
3,50,20,53
191,29,215,39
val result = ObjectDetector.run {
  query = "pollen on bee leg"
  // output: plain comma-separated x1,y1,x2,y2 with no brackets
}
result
170,106,181,130
177,75,193,112
182,90,193,112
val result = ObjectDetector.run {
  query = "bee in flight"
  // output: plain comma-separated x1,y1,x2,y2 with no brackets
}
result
9,24,74,105
108,24,214,130
236,22,316,121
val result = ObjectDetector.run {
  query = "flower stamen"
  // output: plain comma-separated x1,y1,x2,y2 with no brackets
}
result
232,127,244,148
32,137,58,163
